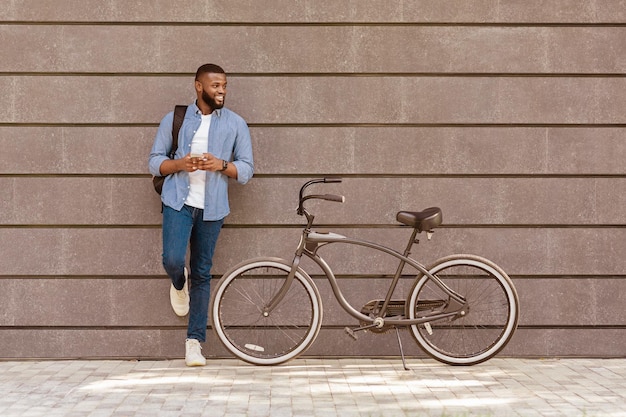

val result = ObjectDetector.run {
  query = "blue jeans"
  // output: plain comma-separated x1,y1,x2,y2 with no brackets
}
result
162,204,224,342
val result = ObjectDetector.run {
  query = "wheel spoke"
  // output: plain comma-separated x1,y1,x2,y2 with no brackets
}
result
211,260,322,365
408,255,518,365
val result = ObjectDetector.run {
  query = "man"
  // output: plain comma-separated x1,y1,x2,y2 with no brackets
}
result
149,64,254,366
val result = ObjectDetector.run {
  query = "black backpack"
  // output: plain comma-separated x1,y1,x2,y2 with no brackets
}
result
152,105,187,194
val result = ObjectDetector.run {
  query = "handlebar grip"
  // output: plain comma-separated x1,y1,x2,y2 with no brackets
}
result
323,194,345,203
324,177,342,183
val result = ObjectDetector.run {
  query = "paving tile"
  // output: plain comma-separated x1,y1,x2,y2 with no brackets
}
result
1,358,626,416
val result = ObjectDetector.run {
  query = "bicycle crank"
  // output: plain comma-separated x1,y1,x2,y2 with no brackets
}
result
344,317,385,340
358,299,406,334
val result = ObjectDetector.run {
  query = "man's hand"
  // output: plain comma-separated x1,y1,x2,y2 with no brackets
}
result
160,153,230,176
186,153,222,172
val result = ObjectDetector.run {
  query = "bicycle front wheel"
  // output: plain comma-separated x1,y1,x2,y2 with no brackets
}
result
210,258,322,365
407,254,519,365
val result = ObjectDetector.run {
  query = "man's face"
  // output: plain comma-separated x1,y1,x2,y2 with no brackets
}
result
196,72,227,110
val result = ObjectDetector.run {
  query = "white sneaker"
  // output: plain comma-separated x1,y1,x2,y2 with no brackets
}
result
170,267,189,316
185,339,206,367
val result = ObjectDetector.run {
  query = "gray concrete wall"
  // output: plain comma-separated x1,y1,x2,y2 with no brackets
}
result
1,1,625,359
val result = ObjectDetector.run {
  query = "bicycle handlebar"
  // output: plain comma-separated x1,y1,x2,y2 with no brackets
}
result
297,178,344,216
322,193,345,203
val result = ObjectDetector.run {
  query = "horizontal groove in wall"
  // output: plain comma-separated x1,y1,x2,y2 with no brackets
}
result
2,324,625,331
0,122,158,127
0,275,168,280
0,224,163,229
515,325,626,330
2,174,625,180
0,326,187,331
1,72,624,78
311,274,626,280
2,274,624,280
249,174,626,180
1,224,624,229
2,123,625,129
2,21,626,27
500,275,626,280
253,173,625,180
0,174,148,178
326,324,626,330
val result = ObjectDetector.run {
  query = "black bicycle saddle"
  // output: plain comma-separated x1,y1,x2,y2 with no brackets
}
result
396,207,442,232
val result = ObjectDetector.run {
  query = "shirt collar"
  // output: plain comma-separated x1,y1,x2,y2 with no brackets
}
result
193,101,222,117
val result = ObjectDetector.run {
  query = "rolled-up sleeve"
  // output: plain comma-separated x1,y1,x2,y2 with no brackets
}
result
148,111,174,177
232,118,254,185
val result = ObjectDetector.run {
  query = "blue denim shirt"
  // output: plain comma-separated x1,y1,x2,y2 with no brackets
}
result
149,102,254,221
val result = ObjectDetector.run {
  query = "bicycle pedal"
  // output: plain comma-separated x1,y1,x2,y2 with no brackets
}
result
344,327,358,340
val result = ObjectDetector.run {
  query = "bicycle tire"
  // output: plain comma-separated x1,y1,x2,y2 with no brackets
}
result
210,257,323,365
407,254,519,365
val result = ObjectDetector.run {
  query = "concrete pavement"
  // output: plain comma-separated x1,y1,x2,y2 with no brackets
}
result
1,357,625,416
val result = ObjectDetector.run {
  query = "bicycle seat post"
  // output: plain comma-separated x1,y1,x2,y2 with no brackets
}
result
403,227,421,257
378,227,421,315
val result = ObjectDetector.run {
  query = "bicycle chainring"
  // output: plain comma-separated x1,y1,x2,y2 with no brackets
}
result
359,299,406,334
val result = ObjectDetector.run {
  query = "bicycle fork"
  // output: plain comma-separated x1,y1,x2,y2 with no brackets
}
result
262,255,302,315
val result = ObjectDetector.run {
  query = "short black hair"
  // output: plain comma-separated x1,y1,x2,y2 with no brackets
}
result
195,63,226,80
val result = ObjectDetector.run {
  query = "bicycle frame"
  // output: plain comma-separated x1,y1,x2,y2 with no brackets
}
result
265,208,468,328
211,178,518,367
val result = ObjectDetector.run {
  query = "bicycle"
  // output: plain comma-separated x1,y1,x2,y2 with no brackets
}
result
210,178,519,368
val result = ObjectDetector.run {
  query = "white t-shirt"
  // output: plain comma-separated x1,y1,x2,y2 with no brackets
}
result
185,114,212,208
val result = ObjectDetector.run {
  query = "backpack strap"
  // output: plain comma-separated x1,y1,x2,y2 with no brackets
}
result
169,105,187,159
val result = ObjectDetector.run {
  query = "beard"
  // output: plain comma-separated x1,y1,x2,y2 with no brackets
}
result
202,90,224,110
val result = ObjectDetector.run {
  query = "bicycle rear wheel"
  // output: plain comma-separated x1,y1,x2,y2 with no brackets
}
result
407,254,519,365
210,258,322,365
